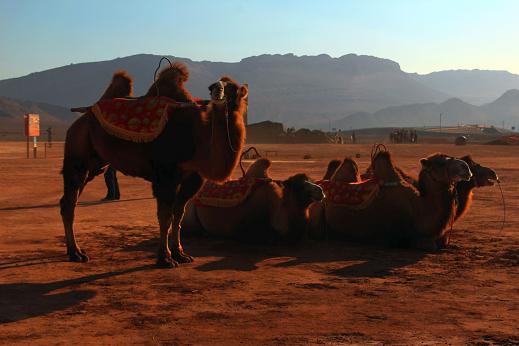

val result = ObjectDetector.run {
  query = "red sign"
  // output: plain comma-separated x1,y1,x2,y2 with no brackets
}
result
24,114,40,137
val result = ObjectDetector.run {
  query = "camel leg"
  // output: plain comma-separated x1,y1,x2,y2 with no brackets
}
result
152,169,181,268
60,161,89,262
308,202,326,240
156,198,177,268
436,233,450,249
170,173,203,264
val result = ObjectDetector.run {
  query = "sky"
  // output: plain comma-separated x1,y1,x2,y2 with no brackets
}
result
1,0,519,80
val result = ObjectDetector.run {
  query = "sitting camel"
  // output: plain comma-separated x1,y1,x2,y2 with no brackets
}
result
394,156,498,221
309,151,472,249
325,155,498,222
61,63,248,267
182,158,325,244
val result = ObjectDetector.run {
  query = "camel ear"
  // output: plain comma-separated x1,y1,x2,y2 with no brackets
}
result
420,158,430,168
238,85,248,100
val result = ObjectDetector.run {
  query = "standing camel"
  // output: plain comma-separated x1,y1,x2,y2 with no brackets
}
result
182,158,325,244
60,63,248,268
309,151,472,249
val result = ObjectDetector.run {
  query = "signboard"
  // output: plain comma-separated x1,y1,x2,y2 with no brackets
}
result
24,114,40,137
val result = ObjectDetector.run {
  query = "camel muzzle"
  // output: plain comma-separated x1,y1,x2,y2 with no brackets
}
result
480,167,499,186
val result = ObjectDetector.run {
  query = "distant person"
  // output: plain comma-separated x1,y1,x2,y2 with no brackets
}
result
46,127,52,148
351,130,356,144
102,166,120,201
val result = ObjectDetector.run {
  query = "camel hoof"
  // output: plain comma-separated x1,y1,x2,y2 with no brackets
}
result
68,249,89,262
156,256,179,269
172,250,194,264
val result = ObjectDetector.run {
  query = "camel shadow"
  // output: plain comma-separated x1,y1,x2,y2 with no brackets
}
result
0,254,66,271
124,236,427,276
124,236,297,272
0,264,152,323
272,241,428,278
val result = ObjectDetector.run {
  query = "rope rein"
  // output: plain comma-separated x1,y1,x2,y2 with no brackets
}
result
153,57,173,96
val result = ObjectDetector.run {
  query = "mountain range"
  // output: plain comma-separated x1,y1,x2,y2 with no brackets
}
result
1,53,519,130
327,90,519,130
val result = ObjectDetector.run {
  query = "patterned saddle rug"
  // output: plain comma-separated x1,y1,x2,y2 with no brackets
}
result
92,96,193,142
316,179,380,209
194,177,271,208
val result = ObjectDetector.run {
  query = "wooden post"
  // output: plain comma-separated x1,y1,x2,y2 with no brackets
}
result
33,136,37,158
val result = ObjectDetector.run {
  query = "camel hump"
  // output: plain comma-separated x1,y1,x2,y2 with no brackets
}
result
244,158,272,179
331,157,359,183
371,151,403,183
157,62,189,83
323,159,342,180
99,70,134,100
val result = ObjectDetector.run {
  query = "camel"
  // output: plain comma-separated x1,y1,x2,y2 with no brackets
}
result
325,155,498,222
395,156,498,221
182,158,325,244
60,63,248,268
309,151,472,249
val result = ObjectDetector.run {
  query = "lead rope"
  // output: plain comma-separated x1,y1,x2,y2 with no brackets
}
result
153,56,173,96
224,100,240,154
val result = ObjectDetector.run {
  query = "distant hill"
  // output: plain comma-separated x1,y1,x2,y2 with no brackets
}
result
327,90,519,130
0,53,449,127
0,96,76,139
412,70,519,105
2,53,519,130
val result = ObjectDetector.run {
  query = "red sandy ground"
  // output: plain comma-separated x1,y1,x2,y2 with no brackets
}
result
0,142,518,345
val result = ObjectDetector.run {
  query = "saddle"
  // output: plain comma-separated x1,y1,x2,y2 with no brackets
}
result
92,96,206,142
194,177,272,208
316,179,381,209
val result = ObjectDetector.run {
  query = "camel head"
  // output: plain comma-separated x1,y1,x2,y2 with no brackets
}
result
282,173,325,208
331,157,360,183
244,158,272,179
460,155,499,187
323,159,341,180
209,76,248,113
420,153,472,185
145,62,193,102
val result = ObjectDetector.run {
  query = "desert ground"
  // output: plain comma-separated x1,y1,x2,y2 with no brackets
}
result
0,141,518,345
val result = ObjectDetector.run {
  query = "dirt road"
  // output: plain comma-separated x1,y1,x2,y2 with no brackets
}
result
1,142,518,345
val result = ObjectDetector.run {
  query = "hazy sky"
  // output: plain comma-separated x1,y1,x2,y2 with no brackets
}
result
1,0,519,80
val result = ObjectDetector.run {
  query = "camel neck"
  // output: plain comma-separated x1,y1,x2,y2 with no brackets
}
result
454,178,476,220
417,173,457,237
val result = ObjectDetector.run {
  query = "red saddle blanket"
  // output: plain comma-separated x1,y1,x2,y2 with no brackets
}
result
194,177,270,208
316,179,380,209
92,96,179,142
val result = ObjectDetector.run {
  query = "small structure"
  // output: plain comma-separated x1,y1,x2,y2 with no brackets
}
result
454,136,468,146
